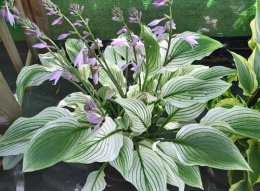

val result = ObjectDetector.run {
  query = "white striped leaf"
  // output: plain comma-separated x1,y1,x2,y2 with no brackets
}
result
115,45,134,63
115,98,152,133
38,52,65,67
58,92,91,111
126,148,167,191
127,85,139,98
0,107,71,145
104,45,125,68
16,64,56,106
230,51,258,96
201,106,260,140
82,170,106,191
143,27,162,78
110,136,133,177
164,32,223,71
64,117,123,163
154,142,202,188
99,65,127,93
65,38,84,62
98,86,115,101
172,124,250,170
23,117,89,172
115,115,131,130
3,154,23,170
249,44,260,86
161,76,230,108
164,121,196,131
0,142,27,157
189,66,236,80
165,102,206,122
133,92,157,103
152,142,185,190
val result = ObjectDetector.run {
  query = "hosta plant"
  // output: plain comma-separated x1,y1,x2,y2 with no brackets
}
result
0,0,253,190
202,0,260,190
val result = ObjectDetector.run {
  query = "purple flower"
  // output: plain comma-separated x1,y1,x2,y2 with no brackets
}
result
69,3,83,16
86,113,100,124
107,92,118,99
73,21,85,27
80,5,84,13
111,37,129,47
178,34,199,49
35,29,42,37
157,90,162,94
117,27,128,35
129,8,142,24
92,66,101,85
152,26,165,38
50,70,63,85
152,0,167,7
52,16,63,25
1,4,15,26
136,41,144,50
74,48,84,67
165,20,176,30
94,122,102,132
130,35,140,47
112,7,123,22
33,43,55,49
91,38,103,49
85,57,97,65
57,33,71,40
0,8,7,18
121,63,131,71
64,73,78,81
135,61,142,73
148,17,166,26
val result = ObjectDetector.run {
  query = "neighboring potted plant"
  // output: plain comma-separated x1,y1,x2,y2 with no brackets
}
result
201,0,260,190
1,0,259,190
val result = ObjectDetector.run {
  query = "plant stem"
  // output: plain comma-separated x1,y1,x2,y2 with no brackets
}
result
152,108,179,138
78,14,126,98
155,5,173,92
248,88,260,107
66,79,87,94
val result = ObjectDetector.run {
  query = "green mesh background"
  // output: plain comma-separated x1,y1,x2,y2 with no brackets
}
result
0,0,256,41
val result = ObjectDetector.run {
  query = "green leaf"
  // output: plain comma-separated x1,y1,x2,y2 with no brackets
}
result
38,52,65,67
82,170,106,191
172,124,250,170
201,106,260,140
230,51,258,96
164,32,223,71
215,98,243,108
23,117,89,172
16,65,55,106
161,76,230,108
0,107,71,156
126,148,167,191
115,98,152,133
115,45,134,63
115,115,131,130
3,154,23,170
110,136,133,177
58,92,91,111
104,45,125,68
154,142,202,189
65,38,84,62
64,117,123,163
228,170,245,186
229,180,253,191
255,0,260,45
79,64,92,82
189,66,236,80
166,102,206,122
247,139,260,185
99,65,127,93
143,26,162,78
249,44,260,86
